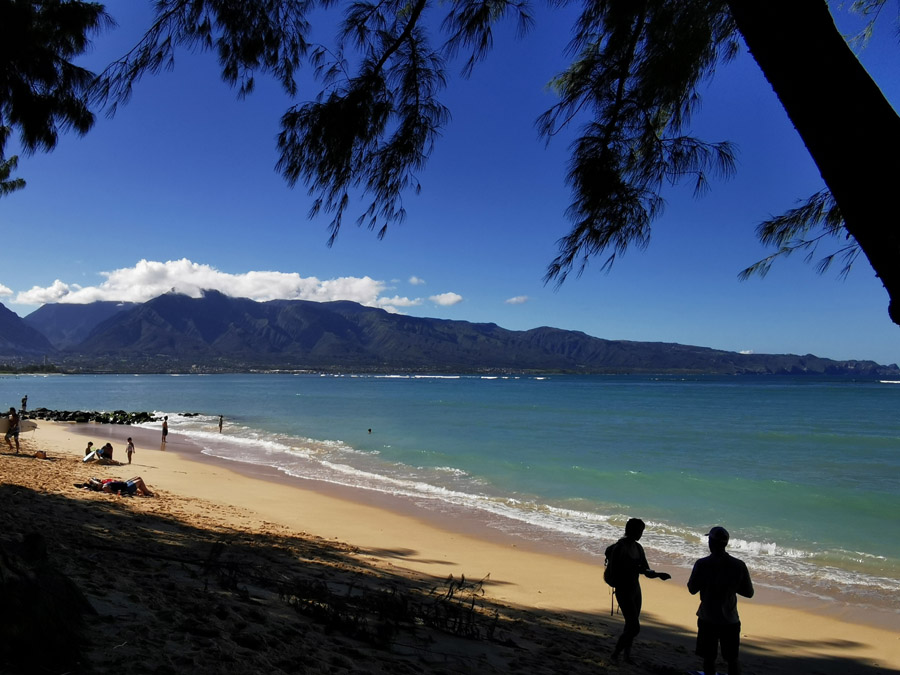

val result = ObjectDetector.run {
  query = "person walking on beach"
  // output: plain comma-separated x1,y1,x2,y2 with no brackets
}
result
126,437,135,464
688,526,754,675
5,407,21,453
606,518,671,663
161,416,168,444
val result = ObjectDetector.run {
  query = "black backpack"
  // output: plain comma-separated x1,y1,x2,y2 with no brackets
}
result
603,540,629,587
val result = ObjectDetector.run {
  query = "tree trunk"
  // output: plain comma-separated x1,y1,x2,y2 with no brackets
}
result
728,0,900,326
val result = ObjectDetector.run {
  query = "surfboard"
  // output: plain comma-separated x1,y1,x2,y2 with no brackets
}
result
82,449,101,463
0,417,37,434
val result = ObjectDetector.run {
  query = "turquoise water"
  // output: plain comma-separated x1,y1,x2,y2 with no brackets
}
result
4,372,899,613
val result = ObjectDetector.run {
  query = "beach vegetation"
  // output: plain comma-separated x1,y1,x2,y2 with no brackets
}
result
5,2,900,323
280,571,499,648
0,361,59,374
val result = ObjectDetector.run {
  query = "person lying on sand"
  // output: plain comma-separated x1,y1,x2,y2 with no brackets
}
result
76,476,153,497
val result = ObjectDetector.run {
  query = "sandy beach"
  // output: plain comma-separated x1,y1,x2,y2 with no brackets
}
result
0,421,897,674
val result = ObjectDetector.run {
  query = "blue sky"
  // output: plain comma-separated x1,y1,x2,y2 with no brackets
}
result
3,2,899,365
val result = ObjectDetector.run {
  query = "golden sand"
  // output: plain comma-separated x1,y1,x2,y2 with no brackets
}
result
0,421,896,674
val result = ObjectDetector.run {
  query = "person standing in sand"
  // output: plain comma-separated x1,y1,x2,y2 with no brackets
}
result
161,416,168,444
126,437,135,464
688,526,754,675
606,518,671,663
5,407,20,453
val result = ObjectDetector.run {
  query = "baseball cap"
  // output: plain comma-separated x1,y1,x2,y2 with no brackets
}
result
705,526,730,544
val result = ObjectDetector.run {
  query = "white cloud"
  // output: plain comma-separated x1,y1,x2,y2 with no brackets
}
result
505,295,529,305
0,283,13,297
14,259,396,308
739,350,754,355
409,276,426,285
11,259,470,317
429,292,463,306
17,279,79,305
376,295,423,311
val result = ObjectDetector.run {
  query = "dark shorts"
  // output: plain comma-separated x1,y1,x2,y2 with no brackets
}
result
5,429,18,440
105,481,137,495
696,619,741,662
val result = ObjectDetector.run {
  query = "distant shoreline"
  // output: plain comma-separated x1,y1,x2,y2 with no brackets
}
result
5,368,898,378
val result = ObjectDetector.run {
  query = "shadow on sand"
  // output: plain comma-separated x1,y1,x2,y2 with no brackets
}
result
0,479,895,675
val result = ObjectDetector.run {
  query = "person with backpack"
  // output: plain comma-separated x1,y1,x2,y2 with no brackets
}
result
605,517,671,663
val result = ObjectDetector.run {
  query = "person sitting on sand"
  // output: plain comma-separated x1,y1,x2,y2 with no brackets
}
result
5,406,21,453
607,518,671,664
97,443,113,461
79,476,153,497
85,441,94,457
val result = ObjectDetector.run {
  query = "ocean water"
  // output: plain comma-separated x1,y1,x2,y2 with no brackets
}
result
4,372,899,618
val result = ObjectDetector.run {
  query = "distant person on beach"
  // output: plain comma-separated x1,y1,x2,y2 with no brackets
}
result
84,441,94,457
126,437,135,464
218,415,223,433
162,416,168,443
20,395,27,414
5,407,20,453
606,518,671,663
688,526,754,675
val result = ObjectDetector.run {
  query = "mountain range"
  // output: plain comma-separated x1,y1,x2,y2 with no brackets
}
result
0,290,894,376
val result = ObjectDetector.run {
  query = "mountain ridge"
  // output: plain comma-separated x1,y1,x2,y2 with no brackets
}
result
2,290,894,376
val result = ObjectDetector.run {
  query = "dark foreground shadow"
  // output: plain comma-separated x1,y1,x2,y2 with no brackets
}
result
0,481,896,675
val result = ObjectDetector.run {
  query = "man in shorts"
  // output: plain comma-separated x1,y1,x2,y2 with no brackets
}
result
5,407,20,453
688,526,754,675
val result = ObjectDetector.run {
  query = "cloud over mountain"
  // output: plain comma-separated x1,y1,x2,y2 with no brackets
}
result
14,259,461,314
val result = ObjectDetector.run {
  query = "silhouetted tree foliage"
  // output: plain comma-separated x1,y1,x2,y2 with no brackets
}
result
0,0,111,189
5,1,900,324
0,152,26,197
